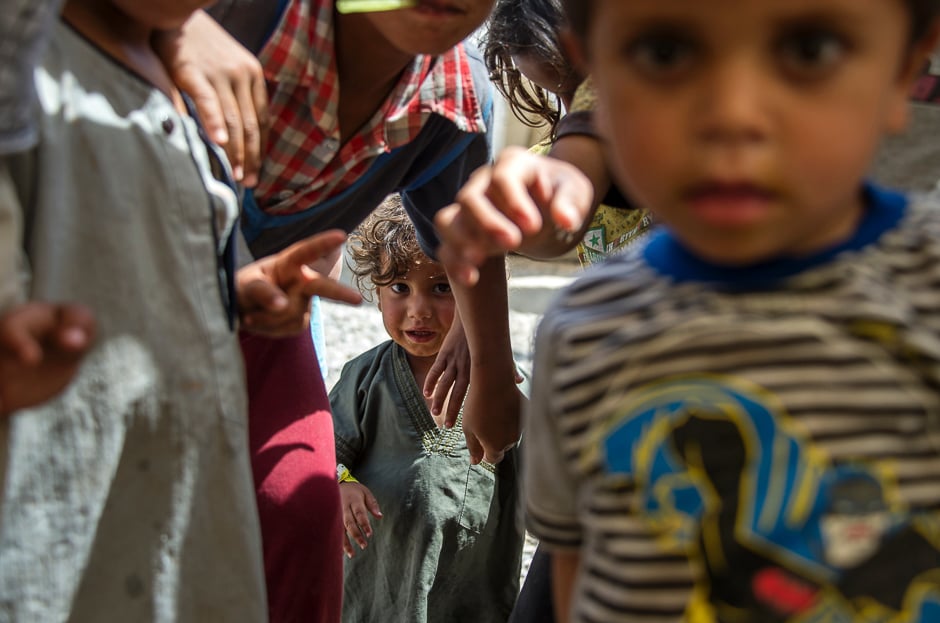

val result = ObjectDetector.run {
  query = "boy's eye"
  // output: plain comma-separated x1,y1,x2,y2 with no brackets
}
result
389,283,409,294
627,34,696,78
432,283,452,295
777,30,847,77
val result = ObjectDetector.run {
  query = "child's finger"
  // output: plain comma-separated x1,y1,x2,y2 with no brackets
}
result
342,510,368,552
342,532,356,559
278,229,348,271
239,280,289,314
465,430,485,465
364,490,383,519
0,327,43,366
298,272,362,306
352,505,374,540
426,366,454,418
0,303,56,365
486,152,549,236
445,376,469,429
423,356,446,400
545,167,594,235
435,242,481,288
54,304,96,352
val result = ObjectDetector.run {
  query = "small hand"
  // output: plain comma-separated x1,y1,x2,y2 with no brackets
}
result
155,11,269,186
340,481,383,558
0,302,96,416
423,312,470,428
237,230,362,337
461,373,523,465
435,146,593,286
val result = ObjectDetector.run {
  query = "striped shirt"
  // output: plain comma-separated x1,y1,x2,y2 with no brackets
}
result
526,185,940,622
255,0,485,215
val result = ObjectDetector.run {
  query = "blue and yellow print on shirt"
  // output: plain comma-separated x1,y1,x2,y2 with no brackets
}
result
599,375,940,623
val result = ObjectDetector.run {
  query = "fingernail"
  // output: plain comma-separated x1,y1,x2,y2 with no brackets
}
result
61,327,88,347
213,129,228,144
233,165,244,181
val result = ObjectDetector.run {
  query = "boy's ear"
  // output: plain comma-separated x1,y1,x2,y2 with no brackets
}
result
886,20,940,134
560,27,589,78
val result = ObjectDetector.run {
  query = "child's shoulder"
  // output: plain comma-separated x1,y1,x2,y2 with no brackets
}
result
330,340,399,391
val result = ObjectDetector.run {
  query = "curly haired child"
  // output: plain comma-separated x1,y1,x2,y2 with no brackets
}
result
329,195,525,623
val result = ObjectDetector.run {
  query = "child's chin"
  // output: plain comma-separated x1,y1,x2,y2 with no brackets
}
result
400,344,440,360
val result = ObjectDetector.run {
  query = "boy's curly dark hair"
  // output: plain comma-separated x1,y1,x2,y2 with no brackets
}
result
483,0,571,140
347,195,432,301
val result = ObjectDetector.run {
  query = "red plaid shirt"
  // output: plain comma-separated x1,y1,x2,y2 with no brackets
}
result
255,0,486,215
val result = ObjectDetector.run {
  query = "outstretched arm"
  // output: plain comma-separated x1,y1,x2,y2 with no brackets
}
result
435,146,595,287
445,256,523,464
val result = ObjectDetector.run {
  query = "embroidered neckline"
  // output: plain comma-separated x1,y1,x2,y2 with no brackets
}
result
391,343,465,457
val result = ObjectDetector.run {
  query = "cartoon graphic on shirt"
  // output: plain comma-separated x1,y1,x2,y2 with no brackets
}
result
599,375,940,622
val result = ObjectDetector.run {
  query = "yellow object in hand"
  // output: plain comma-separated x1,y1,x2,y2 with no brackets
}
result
336,0,416,14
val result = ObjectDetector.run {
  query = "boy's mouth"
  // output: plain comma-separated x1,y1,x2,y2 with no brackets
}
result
683,181,778,227
405,330,437,343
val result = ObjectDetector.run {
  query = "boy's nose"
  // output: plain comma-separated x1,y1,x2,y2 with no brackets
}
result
696,57,770,145
407,295,433,319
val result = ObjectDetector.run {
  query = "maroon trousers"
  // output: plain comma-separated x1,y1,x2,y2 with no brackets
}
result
240,331,343,623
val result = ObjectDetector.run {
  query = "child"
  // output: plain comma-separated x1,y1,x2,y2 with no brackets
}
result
483,0,653,269
0,0,361,620
158,5,525,617
519,1,940,621
483,0,578,141
329,195,524,623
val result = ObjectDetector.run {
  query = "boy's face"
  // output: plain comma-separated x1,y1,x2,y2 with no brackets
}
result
362,0,495,56
377,260,456,363
582,0,929,266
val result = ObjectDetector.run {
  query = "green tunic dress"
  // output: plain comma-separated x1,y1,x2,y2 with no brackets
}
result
330,341,524,622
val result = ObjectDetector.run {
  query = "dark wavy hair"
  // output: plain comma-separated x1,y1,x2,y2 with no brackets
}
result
483,0,572,140
347,194,434,302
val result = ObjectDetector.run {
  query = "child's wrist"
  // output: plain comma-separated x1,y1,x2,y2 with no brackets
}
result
336,463,359,484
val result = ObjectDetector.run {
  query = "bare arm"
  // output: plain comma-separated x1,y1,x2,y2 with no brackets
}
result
435,147,595,287
446,256,522,464
552,550,581,623
530,132,613,256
